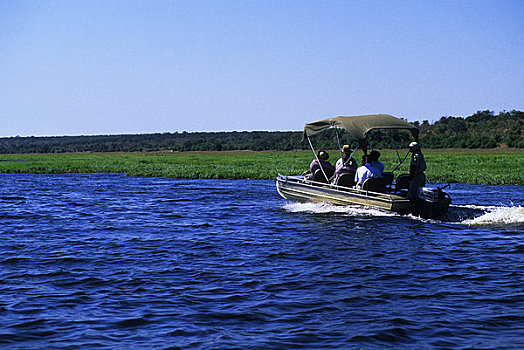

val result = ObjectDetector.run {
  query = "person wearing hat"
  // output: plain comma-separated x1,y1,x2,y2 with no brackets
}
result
335,145,357,175
309,150,335,176
408,142,426,199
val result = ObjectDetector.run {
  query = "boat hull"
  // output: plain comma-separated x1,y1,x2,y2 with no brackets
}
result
276,175,450,218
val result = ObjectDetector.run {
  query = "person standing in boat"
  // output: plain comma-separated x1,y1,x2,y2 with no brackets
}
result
334,145,357,177
354,154,381,187
408,142,426,199
369,150,384,175
308,150,335,177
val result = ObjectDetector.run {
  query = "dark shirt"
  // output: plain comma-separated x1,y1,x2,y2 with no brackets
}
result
410,151,426,176
310,159,335,173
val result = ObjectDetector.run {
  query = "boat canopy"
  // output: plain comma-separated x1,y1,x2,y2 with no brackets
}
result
302,114,419,142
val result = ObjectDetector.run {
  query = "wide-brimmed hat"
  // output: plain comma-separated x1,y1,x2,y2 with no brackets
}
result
409,142,420,150
342,145,352,154
317,150,329,160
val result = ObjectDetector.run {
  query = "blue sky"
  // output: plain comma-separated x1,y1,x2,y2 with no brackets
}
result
1,0,523,136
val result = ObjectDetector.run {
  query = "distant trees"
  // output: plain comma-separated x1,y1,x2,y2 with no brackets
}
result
418,110,523,149
0,110,522,154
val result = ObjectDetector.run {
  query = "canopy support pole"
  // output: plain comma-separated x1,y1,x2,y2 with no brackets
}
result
350,143,359,159
307,136,329,182
335,128,343,158
358,139,369,155
343,143,360,166
395,144,402,164
392,149,410,172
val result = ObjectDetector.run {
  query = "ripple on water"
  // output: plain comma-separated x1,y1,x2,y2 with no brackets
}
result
0,175,522,349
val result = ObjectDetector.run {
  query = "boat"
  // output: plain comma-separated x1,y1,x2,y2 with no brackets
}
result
276,114,451,218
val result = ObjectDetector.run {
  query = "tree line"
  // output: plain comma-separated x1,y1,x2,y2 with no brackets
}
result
1,110,522,154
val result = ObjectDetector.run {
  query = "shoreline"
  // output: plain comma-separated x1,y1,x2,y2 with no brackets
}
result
0,150,523,185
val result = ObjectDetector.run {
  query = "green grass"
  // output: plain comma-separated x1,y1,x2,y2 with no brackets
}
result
0,149,522,185
378,149,524,185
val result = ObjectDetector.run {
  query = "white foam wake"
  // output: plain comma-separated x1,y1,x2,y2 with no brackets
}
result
451,204,496,211
282,202,398,218
283,202,524,226
461,205,524,226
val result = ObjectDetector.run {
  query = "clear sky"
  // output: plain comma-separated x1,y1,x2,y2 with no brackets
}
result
1,0,523,137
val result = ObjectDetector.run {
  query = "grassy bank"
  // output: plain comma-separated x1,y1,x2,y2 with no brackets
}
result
0,149,522,185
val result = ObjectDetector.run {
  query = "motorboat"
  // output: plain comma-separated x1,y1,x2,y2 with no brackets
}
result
276,114,451,218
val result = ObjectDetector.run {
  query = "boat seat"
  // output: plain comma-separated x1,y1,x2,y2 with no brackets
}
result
395,174,411,191
311,168,334,184
334,171,356,188
382,172,394,185
382,172,394,191
362,177,387,193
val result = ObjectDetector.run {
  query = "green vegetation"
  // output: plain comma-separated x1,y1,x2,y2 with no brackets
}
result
1,110,522,153
0,131,300,153
1,109,522,184
1,149,522,185
418,110,524,149
384,149,524,185
0,152,303,180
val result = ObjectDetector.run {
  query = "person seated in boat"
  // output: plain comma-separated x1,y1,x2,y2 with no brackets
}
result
333,145,357,180
354,155,381,188
369,150,384,175
307,150,335,179
408,142,426,199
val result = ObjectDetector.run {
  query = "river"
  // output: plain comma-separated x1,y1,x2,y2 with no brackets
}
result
0,174,523,349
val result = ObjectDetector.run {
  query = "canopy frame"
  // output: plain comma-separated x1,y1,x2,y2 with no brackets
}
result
302,114,419,153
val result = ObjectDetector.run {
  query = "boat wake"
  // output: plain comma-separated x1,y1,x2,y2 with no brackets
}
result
456,204,524,227
282,202,524,227
283,202,404,218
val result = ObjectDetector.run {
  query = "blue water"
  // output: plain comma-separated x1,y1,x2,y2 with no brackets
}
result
0,174,523,349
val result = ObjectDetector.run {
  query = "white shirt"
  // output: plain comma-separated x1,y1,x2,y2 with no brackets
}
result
355,163,381,185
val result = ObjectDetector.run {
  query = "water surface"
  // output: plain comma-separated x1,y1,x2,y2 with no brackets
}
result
0,174,523,349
